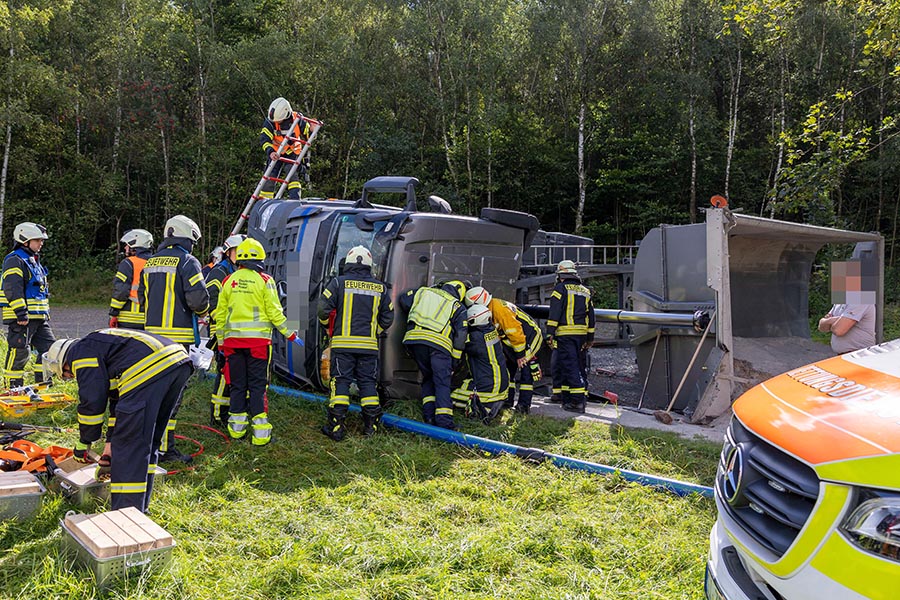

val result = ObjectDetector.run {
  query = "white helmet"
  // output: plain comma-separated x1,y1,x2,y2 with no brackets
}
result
268,97,293,123
346,245,373,267
120,229,153,249
557,259,578,275
466,304,493,327
464,286,492,307
223,234,247,252
14,222,48,244
164,215,202,242
43,338,78,379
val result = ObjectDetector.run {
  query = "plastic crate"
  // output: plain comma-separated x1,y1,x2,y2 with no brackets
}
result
52,466,167,506
0,472,45,520
60,518,174,588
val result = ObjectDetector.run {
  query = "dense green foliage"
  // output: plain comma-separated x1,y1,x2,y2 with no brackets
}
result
2,0,900,275
0,373,720,599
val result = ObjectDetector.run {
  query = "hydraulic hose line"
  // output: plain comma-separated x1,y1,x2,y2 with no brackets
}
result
267,383,714,499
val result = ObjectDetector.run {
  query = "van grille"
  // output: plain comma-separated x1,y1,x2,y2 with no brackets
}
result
716,419,820,557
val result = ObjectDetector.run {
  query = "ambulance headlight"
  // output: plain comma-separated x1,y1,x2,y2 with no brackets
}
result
841,490,900,563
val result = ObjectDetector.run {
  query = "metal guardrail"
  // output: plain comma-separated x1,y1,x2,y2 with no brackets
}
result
526,244,638,267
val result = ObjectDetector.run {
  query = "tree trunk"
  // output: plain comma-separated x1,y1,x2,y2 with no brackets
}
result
688,14,698,223
575,102,587,234
112,0,125,172
161,126,170,219
724,42,742,201
1,43,13,240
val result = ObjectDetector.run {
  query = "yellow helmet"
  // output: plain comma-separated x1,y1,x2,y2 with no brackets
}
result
441,280,467,301
236,238,266,262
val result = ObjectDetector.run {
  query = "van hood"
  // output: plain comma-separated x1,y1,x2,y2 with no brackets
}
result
734,339,900,465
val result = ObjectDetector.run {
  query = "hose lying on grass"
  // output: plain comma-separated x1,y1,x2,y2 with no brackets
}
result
267,382,714,499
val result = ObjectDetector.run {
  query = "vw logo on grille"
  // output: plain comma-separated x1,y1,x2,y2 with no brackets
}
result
721,445,744,505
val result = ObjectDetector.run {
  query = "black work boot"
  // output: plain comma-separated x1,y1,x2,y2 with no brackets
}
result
362,407,382,437
160,431,193,463
321,408,347,441
562,401,586,414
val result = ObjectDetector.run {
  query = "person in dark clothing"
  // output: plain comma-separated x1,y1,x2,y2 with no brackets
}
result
259,97,312,200
109,229,153,330
139,214,209,463
399,280,468,430
205,233,246,427
546,260,595,413
45,329,192,512
460,303,509,424
317,245,394,440
1,222,54,388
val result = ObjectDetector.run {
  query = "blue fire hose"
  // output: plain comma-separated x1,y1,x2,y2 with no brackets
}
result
267,382,714,499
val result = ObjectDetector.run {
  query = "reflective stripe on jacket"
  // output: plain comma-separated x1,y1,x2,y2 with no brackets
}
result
205,260,236,337
1,247,50,322
317,265,393,354
400,287,468,359
260,112,311,156
546,276,595,339
213,267,289,342
110,252,150,324
465,324,509,403
141,243,209,344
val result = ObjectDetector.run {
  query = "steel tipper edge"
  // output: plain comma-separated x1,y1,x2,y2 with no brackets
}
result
267,382,713,498
706,338,900,600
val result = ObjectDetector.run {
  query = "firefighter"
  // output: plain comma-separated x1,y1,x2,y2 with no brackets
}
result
213,238,297,446
459,303,509,424
45,329,192,512
260,97,311,200
1,222,54,388
202,246,224,279
546,260,595,413
317,245,394,441
108,229,153,330
140,214,209,463
399,280,468,430
205,233,246,427
464,286,543,414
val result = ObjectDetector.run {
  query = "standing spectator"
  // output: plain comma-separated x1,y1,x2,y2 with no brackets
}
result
214,238,297,446
546,260,595,413
140,214,209,463
1,222,54,388
399,281,468,430
317,246,394,440
109,229,153,330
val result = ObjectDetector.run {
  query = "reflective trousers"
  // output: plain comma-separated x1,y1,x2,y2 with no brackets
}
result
4,319,55,387
408,344,454,429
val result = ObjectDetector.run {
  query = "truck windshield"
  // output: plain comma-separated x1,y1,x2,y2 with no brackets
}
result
328,214,389,279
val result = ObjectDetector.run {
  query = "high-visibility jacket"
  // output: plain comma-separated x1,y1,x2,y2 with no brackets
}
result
317,264,394,354
546,275,595,340
465,323,509,403
140,241,210,344
70,329,189,446
399,286,468,360
260,112,311,157
493,299,542,361
205,259,236,338
0,247,50,322
109,250,151,326
213,267,290,344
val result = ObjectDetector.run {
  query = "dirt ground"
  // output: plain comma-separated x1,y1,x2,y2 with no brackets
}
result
47,305,110,339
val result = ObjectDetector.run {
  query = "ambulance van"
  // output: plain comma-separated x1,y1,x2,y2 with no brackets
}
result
706,339,900,600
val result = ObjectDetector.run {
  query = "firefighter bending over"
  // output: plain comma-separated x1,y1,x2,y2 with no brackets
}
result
1,222,54,388
214,238,297,446
317,245,394,441
46,329,192,512
460,303,509,424
109,229,153,330
546,260,595,414
399,281,468,430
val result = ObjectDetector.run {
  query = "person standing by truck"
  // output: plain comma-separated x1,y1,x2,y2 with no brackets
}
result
317,245,394,440
546,260,594,413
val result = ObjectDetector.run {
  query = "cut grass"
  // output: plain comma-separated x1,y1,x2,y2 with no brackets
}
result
0,369,720,599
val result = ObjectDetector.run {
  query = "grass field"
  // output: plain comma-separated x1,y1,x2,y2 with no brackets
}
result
0,367,721,600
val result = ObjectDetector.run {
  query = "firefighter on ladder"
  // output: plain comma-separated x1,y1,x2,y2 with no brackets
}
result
260,97,311,200
45,329,192,512
140,215,209,463
109,229,153,330
1,222,55,388
205,233,246,427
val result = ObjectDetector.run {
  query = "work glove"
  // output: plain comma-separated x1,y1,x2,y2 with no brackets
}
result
94,454,112,482
545,334,554,349
73,442,92,464
287,331,298,343
529,361,543,381
108,316,118,328
582,341,592,352
196,315,209,328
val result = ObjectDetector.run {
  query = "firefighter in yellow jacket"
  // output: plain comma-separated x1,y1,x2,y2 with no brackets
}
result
213,238,297,445
109,229,153,330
